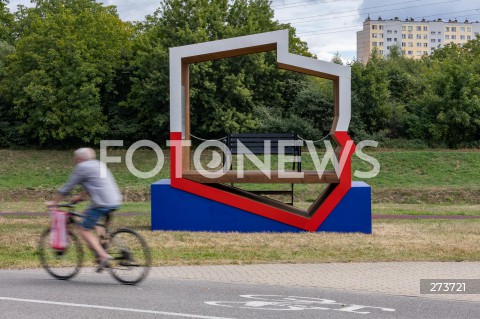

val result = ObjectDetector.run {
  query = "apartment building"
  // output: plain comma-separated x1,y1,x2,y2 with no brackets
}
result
357,17,480,62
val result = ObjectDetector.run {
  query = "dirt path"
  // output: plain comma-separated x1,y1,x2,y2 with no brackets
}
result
2,211,480,219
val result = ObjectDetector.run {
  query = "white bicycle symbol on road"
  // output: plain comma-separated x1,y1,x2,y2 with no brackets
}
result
205,295,396,315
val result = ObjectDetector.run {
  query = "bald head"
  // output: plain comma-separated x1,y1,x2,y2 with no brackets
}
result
74,148,96,162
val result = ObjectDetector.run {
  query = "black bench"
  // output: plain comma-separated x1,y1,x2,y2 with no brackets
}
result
223,133,302,205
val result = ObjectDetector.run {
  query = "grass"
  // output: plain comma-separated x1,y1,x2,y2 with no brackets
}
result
1,149,480,204
353,149,480,189
0,202,152,213
0,149,168,190
372,204,480,216
1,214,479,269
1,148,479,268
2,202,479,217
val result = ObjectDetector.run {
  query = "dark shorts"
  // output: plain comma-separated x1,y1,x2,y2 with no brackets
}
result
81,206,118,230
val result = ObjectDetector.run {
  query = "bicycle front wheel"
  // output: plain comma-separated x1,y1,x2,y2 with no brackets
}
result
108,228,151,285
38,228,84,280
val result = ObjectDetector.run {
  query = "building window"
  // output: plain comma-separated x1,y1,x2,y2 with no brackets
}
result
423,35,428,39
417,42,422,47
408,34,413,39
445,35,450,40
452,35,456,40
372,33,377,38
372,25,377,30
467,27,471,32
402,34,406,39
467,36,471,40
408,42,413,47
394,30,398,34
387,46,391,50
416,34,422,39
416,26,422,31
438,31,441,35
431,31,436,35
423,51,428,55
394,37,398,41
445,27,450,32
380,33,384,38
460,35,465,40
380,50,384,54
372,42,377,46
423,26,428,31
408,50,413,55
402,26,406,31
401,42,406,47
423,43,428,47
438,39,441,43
387,38,392,42
416,51,421,55
452,27,456,32
460,27,465,32
387,30,392,34
379,25,384,30
431,39,436,43
408,26,413,31
379,42,384,46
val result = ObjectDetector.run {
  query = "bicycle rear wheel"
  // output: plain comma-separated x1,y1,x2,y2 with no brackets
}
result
38,228,84,280
107,228,151,285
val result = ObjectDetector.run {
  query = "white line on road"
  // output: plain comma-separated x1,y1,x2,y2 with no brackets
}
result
0,296,236,319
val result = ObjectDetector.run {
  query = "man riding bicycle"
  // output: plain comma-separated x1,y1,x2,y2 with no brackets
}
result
47,148,122,271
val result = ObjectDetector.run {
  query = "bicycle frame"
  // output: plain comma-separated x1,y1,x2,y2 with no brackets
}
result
56,204,112,232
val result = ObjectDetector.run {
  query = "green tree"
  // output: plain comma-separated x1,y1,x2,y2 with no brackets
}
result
0,40,19,147
408,40,480,147
350,51,391,134
255,77,336,139
331,52,343,65
125,0,312,141
1,0,133,145
0,0,13,43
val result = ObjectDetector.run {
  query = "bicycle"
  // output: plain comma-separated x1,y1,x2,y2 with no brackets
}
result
38,203,151,285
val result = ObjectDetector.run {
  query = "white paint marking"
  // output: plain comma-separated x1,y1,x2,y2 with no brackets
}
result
206,295,396,314
0,296,235,319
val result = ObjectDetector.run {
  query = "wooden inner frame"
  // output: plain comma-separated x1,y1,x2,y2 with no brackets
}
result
182,61,191,172
183,170,340,184
180,46,341,183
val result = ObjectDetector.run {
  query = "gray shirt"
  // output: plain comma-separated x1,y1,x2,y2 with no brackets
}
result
58,159,122,208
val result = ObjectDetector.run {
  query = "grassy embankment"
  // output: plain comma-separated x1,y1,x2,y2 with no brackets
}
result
1,148,480,210
0,149,479,268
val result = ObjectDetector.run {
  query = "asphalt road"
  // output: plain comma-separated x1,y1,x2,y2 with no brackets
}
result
0,269,478,319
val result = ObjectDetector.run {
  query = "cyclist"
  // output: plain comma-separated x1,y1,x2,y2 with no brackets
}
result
47,148,122,271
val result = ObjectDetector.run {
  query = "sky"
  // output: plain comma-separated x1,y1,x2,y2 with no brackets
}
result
6,0,480,62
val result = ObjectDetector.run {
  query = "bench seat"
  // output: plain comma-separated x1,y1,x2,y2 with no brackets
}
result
182,170,339,184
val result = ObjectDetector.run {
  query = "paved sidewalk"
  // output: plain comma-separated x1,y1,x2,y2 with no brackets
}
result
147,262,480,303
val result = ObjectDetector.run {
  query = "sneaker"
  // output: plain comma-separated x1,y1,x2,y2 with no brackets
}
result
96,255,113,273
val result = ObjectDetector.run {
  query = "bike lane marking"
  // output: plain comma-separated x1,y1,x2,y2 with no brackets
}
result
0,296,235,319
205,295,396,315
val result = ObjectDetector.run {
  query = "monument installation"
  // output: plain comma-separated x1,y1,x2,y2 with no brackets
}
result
151,30,372,233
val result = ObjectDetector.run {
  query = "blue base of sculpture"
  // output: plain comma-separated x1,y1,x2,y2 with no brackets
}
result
151,180,371,233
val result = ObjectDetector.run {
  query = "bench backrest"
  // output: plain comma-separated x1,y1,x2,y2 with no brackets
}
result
225,133,301,172
226,133,301,155
226,133,301,156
